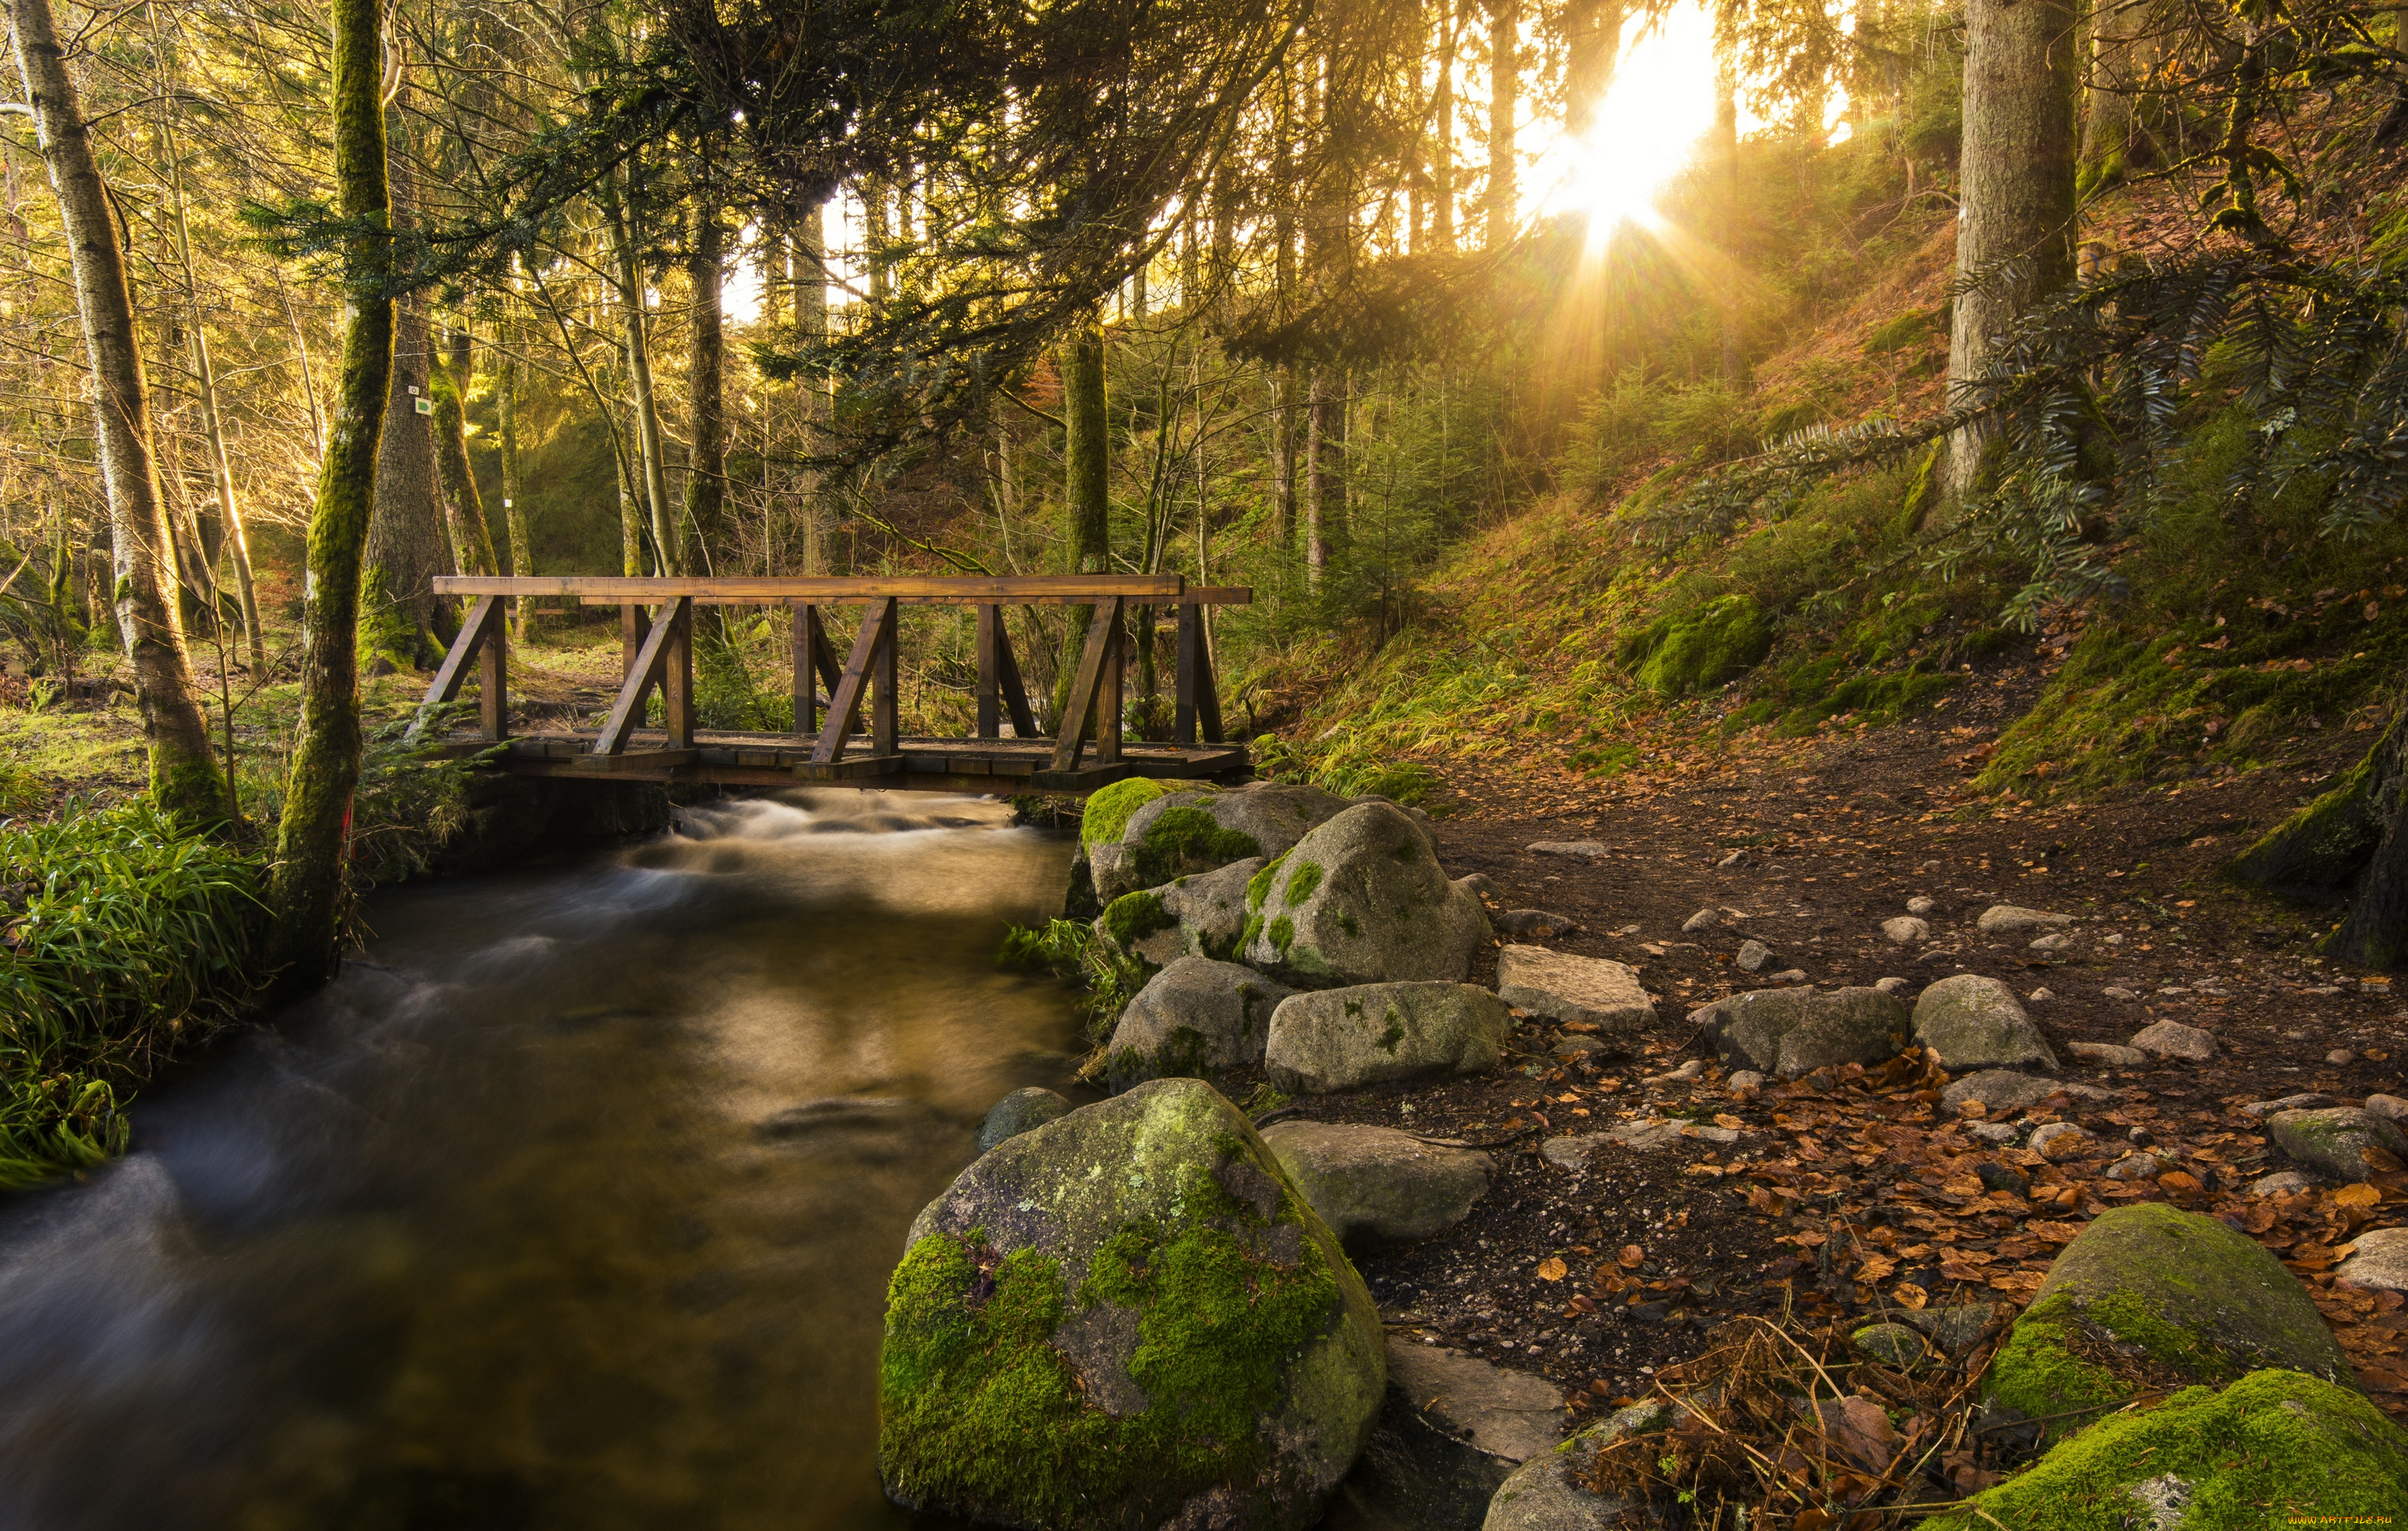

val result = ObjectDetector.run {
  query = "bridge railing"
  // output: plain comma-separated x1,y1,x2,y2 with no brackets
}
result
409,575,1249,777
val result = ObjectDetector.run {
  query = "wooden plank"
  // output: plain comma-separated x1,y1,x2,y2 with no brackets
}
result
791,604,839,733
441,575,1183,603
810,598,897,764
872,596,898,757
793,753,905,782
565,748,700,774
479,597,507,741
1048,596,1124,774
1096,603,1124,766
405,595,503,743
1178,586,1254,605
1196,619,1226,745
996,611,1038,738
594,599,684,755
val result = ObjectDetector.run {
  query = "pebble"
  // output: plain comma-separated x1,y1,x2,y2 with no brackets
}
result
2029,1122,2090,1161
1736,939,1775,973
1767,969,1808,985
2028,987,2055,1002
1495,908,1583,938
2366,1094,2407,1123
2104,1151,2164,1181
2129,1019,2216,1062
2328,1049,2357,1066
1682,908,1720,934
1874,977,1910,996
1906,895,1937,916
1458,873,1498,899
1977,904,2074,933
1969,1123,2020,1145
1917,948,1960,966
2067,1041,2146,1066
1528,840,1608,863
1853,1323,1932,1369
1643,1059,1707,1084
1881,916,1929,946
2251,1171,2314,1196
2102,987,2141,1001
2028,933,2072,953
1727,1070,1766,1092
1717,850,1752,870
2242,1093,2337,1117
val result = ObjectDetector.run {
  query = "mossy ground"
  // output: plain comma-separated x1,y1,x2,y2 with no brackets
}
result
879,1163,1345,1528
1945,1370,2408,1530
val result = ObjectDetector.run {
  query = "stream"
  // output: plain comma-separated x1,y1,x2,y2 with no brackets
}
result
0,791,1084,1531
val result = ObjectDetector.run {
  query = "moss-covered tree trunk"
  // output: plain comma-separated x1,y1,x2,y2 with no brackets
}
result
266,0,393,986
11,0,223,823
1305,368,1346,587
685,191,727,571
432,327,498,578
2237,709,2408,968
1945,0,2080,498
1485,0,1518,250
2078,0,2155,195
495,310,533,636
364,78,448,660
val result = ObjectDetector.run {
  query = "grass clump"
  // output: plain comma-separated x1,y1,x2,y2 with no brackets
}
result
0,800,262,1188
997,917,1145,1042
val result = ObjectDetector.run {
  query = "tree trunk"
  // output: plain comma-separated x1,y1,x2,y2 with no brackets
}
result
2078,0,2155,194
364,80,447,660
11,0,222,822
1306,368,1346,586
267,0,393,982
1057,319,1108,725
685,192,727,572
608,170,674,573
1486,0,1519,250
1563,0,1625,136
795,194,829,575
432,327,498,577
2332,711,2408,968
1717,63,1747,392
1431,0,1457,254
1945,0,2080,497
496,311,532,637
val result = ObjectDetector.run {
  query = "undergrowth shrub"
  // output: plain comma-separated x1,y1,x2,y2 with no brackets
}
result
998,916,1145,1043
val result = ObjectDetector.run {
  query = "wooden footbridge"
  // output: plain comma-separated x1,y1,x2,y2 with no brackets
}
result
408,575,1250,794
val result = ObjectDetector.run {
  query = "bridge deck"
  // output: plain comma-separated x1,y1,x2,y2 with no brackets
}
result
440,729,1249,794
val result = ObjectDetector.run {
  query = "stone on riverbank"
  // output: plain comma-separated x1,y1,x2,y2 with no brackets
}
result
1340,1340,1563,1530
1088,782,1350,903
1259,1122,1493,1247
1495,946,1654,1034
883,1078,1383,1529
1244,802,1491,986
1911,974,2057,1072
1265,983,1511,1094
977,1087,1071,1151
1106,957,1298,1094
1694,986,1907,1078
2266,1106,2408,1184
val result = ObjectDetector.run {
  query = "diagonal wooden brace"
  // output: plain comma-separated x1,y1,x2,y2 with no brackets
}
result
407,594,508,743
811,598,898,764
594,596,692,755
1049,596,1125,774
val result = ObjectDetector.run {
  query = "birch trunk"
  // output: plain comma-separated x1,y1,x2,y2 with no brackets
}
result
10,0,222,821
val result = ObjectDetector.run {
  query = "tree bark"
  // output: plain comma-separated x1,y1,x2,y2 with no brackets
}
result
1486,0,1519,250
432,327,498,577
1306,368,1347,587
608,168,673,573
364,80,447,658
495,309,532,636
2332,711,2408,968
1563,0,1625,136
1057,319,1108,725
1717,63,1747,392
2078,0,2155,194
685,191,727,571
11,0,222,822
267,0,393,982
795,193,829,575
1946,0,2081,497
1431,0,1458,254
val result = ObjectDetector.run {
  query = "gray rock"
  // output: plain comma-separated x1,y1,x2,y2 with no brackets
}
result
1767,969,1809,985
1881,916,1930,946
1092,782,1350,902
1773,987,1912,1079
2029,1121,2090,1160
1716,850,1751,870
1458,872,1498,898
1481,1402,1671,1531
1853,1322,1932,1369
1545,1119,1742,1170
888,1078,1384,1526
1682,908,1720,934
2335,1227,2408,1292
1265,983,1511,1094
2102,986,2141,1001
1496,908,1583,939
1260,1122,1493,1247
1971,1123,2021,1145
1727,1070,1767,1092
1107,958,1298,1094
1342,1341,1563,1529
2329,1049,2357,1066
1552,1035,1613,1058
1875,977,1910,996
2266,1107,2408,1184
2028,932,2073,953
2067,1041,2148,1067
1695,986,1816,1074
1736,938,1775,973
1528,840,1608,863
1941,1070,2063,1116
1246,802,1493,985
2104,1151,2165,1181
2243,1093,2338,1117
2250,1171,2314,1196
1157,855,1269,961
1977,904,2074,933
1912,974,2059,1072
1906,895,1937,916
1495,946,1655,1034
2365,1094,2408,1124
2129,1020,2216,1062
978,1086,1072,1151
1899,1304,1998,1356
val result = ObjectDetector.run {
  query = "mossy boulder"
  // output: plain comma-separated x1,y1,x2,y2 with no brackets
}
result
1986,1204,2353,1440
1106,957,1298,1094
882,1077,1385,1529
1242,801,1491,986
1090,782,1350,904
1095,888,1182,973
2266,1106,2408,1184
1912,973,2059,1073
978,1086,1072,1151
1939,1370,2408,1531
1624,594,1773,699
1160,855,1269,962
1480,1400,1671,1530
1264,982,1510,1094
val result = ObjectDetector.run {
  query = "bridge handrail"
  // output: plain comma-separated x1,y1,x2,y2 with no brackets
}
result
431,575,1251,606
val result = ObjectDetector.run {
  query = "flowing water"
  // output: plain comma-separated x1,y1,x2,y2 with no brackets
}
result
0,792,1084,1531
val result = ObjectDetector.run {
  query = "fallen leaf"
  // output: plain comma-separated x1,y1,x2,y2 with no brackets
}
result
1941,1175,1986,1196
2365,1145,2406,1174
1714,1114,1745,1130
2158,1170,2203,1196
1989,1269,2048,1295
2333,1184,2382,1211
1795,1512,1834,1531
1537,1257,1568,1282
2028,1220,2087,1245
1855,1253,1898,1282
1619,1244,1645,1269
1891,1282,1930,1310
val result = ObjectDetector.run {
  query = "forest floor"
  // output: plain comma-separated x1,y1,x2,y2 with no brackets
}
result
1262,642,2408,1447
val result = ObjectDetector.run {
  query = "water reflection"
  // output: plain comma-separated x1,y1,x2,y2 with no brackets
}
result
0,791,1080,1531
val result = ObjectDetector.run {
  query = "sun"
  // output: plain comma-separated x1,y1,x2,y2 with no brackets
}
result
1533,3,1725,238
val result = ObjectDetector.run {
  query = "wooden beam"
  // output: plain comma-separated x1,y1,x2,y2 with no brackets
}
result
1049,596,1124,774
438,575,1183,603
975,604,1002,740
663,598,693,749
405,595,505,743
594,597,689,755
1178,586,1254,605
1174,602,1202,746
995,612,1038,739
810,597,897,764
479,595,508,741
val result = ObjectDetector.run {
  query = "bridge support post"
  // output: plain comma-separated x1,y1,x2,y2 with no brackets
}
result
406,593,509,744
975,604,1039,741
1049,595,1126,773
791,603,839,734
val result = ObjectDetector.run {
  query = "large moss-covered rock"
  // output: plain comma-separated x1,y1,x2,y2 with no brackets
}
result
1091,783,1350,903
978,1086,1072,1151
1095,858,1273,973
1106,957,1298,1094
1265,983,1511,1094
1913,973,2058,1072
882,1078,1385,1529
1625,595,1771,699
1986,1204,2353,1440
1939,1370,2408,1531
1243,802,1491,985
